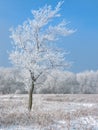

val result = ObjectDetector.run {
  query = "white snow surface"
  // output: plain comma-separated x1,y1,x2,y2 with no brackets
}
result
0,94,98,130
1,116,98,130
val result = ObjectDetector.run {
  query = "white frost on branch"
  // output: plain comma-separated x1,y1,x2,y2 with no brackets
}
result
31,1,64,28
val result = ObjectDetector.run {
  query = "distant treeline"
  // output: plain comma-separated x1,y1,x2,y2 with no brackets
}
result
0,68,98,94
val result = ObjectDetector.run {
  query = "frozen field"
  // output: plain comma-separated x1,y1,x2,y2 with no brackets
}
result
0,94,98,130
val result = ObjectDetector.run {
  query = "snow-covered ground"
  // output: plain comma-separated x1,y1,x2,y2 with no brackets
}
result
0,94,98,130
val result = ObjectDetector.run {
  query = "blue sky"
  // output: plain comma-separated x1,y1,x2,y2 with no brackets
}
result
0,0,98,72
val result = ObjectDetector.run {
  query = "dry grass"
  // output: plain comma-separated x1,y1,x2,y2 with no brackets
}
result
44,94,98,103
0,94,98,129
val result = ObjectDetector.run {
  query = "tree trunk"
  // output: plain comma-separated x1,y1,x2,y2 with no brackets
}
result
28,81,34,111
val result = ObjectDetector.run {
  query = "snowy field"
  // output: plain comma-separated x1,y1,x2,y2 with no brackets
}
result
0,94,98,130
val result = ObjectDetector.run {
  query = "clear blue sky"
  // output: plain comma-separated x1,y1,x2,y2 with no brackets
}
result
0,0,98,72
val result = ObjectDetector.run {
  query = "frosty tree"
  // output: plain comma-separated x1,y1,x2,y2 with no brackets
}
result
9,1,75,111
